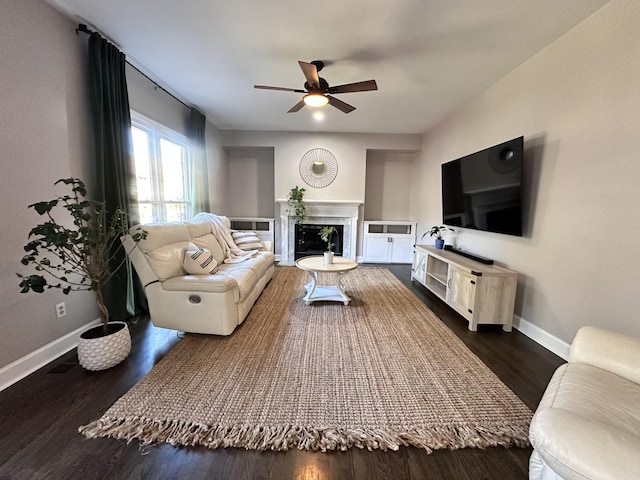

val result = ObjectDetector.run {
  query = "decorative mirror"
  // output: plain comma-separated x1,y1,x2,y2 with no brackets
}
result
299,148,338,188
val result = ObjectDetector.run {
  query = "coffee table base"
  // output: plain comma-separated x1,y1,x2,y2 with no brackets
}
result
302,271,351,305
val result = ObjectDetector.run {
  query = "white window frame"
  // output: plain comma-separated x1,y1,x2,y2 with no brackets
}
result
131,111,192,224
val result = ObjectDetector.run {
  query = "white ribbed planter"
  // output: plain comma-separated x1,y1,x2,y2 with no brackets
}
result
77,321,131,371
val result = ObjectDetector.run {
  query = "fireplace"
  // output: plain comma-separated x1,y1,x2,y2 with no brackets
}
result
276,199,362,265
294,224,344,260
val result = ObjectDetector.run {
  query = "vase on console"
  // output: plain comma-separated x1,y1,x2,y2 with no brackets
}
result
423,225,453,250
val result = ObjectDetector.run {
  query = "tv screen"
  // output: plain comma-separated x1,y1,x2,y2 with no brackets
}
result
441,136,523,237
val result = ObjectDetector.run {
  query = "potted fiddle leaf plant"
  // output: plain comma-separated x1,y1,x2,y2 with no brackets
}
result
319,226,338,264
422,225,454,249
287,186,306,224
17,178,146,371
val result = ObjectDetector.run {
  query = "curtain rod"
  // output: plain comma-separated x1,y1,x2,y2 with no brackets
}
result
76,23,192,111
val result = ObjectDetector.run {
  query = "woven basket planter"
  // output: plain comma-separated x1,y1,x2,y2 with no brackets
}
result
77,321,131,371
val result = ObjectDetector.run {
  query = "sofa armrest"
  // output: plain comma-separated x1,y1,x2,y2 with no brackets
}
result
161,275,239,295
569,326,640,384
530,408,640,480
121,234,158,287
261,240,273,253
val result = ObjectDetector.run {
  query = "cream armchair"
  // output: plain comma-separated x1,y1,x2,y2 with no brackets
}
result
529,326,640,480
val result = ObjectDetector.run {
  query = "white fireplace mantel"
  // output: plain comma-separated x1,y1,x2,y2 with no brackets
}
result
276,199,362,265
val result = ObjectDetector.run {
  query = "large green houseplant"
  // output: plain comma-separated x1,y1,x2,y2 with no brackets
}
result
287,186,306,224
17,178,146,370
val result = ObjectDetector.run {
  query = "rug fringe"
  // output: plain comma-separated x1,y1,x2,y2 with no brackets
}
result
79,417,531,453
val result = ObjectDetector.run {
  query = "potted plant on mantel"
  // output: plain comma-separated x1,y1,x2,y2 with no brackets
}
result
17,178,146,371
319,226,338,264
287,185,306,225
422,225,454,249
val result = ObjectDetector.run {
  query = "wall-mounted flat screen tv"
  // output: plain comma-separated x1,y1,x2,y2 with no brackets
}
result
441,136,524,237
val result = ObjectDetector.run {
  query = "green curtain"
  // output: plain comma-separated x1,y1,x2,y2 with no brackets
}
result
88,32,143,321
188,108,210,214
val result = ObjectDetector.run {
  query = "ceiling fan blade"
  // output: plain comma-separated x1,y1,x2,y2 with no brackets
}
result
287,100,306,113
329,80,378,94
327,95,356,114
254,85,306,93
298,61,320,89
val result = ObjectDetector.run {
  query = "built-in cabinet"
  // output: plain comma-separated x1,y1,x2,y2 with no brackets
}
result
362,221,416,263
411,245,518,331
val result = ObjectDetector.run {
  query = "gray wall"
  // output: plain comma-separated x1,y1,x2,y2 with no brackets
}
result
411,0,640,345
1,0,97,368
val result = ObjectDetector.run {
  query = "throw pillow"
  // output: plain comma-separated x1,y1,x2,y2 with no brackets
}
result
231,230,263,251
183,242,219,275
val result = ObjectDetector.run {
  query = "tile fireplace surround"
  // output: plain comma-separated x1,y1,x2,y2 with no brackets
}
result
276,199,362,265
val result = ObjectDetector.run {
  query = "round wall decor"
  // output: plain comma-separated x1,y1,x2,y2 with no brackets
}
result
299,148,338,188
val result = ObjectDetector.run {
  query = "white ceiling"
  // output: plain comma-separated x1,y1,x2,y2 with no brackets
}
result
46,0,609,134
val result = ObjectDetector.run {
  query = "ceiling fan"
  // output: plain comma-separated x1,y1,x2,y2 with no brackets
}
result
254,60,377,114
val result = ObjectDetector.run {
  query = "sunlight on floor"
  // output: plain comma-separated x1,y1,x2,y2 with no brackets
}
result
296,456,326,480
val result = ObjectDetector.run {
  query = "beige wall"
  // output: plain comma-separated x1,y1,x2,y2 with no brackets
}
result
364,150,416,221
0,0,228,372
205,123,228,214
411,0,640,344
5,0,636,371
0,0,97,368
226,147,275,218
220,131,421,203
220,131,421,258
126,65,190,136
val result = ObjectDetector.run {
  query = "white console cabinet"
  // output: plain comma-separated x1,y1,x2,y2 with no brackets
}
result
362,221,416,263
411,245,517,332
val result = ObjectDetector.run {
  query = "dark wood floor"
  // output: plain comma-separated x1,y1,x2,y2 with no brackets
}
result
0,265,564,480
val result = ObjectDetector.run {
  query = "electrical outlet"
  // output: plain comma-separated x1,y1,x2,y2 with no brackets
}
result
55,302,66,318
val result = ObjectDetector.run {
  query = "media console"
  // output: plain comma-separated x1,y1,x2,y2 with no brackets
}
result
411,245,517,331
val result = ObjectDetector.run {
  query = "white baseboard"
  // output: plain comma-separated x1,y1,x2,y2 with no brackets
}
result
0,319,101,392
513,315,570,360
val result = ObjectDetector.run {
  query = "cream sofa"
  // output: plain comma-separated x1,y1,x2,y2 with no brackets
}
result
529,326,640,480
123,213,275,335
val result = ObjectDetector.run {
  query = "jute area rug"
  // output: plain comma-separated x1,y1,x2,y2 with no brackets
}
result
80,266,532,452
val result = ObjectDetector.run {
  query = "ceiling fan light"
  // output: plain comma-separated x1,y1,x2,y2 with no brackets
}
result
303,93,329,107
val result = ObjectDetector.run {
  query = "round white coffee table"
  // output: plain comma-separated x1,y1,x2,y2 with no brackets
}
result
295,256,358,305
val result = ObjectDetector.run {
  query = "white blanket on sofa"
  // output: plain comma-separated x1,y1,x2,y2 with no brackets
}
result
203,214,259,263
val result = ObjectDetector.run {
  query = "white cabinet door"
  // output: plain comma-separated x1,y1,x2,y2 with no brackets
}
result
390,236,414,263
412,248,427,284
447,266,477,322
363,236,390,262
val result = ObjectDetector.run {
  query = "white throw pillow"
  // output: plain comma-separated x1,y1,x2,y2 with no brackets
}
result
231,230,263,251
183,242,219,275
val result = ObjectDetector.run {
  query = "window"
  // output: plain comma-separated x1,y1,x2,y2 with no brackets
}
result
131,113,191,224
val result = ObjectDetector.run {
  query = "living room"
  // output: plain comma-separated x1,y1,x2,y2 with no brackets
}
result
2,0,639,478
